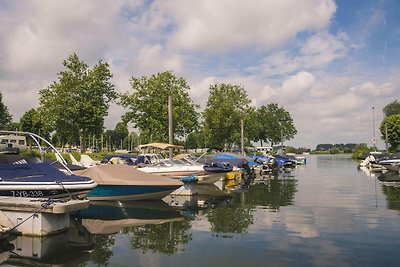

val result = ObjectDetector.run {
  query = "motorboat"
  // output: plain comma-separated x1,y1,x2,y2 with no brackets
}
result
0,162,96,198
137,157,231,185
0,130,97,199
73,164,183,201
376,153,400,173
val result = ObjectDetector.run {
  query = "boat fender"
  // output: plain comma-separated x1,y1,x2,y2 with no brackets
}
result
181,175,198,183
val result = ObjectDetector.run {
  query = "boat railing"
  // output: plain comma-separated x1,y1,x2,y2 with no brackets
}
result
0,130,73,175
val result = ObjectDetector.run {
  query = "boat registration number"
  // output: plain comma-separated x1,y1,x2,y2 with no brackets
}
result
11,190,44,197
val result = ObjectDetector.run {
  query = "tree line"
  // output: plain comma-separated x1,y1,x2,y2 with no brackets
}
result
0,53,297,152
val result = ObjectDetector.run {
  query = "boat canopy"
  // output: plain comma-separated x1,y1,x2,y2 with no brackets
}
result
138,143,184,150
73,164,183,186
0,163,92,182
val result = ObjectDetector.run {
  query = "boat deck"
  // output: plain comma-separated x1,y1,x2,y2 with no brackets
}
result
0,197,89,214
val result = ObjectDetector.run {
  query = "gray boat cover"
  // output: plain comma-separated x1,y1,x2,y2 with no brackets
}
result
73,164,183,186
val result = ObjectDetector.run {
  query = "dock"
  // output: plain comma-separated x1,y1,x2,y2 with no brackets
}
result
0,197,89,237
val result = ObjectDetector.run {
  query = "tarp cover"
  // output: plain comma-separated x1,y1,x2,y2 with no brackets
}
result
0,162,91,182
73,164,183,186
138,143,184,150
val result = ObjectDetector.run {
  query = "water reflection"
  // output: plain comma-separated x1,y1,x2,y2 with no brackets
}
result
163,184,233,217
126,219,192,255
5,217,94,266
207,175,298,236
378,171,400,211
73,200,184,234
247,176,297,209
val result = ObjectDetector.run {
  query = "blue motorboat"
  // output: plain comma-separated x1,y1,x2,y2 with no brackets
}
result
0,162,96,198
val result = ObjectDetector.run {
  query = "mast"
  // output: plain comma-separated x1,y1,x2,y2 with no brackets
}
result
168,96,173,160
372,107,377,151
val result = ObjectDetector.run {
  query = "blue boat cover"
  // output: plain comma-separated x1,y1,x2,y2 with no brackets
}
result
0,163,92,182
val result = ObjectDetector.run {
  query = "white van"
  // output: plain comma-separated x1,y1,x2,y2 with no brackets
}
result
0,134,28,153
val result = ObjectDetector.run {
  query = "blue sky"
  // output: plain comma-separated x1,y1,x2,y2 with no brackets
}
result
0,0,399,149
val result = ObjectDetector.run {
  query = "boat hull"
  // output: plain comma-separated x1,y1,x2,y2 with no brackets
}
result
0,181,96,198
86,184,182,201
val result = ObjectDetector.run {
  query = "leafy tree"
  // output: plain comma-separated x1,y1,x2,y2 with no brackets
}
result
383,100,400,117
255,103,297,146
39,53,116,151
113,121,129,149
185,132,198,149
351,143,369,159
380,114,400,151
184,130,207,150
0,92,12,129
120,71,199,143
4,122,19,131
203,83,253,149
19,108,50,140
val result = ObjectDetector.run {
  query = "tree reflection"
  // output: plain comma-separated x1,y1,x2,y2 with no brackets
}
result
89,234,116,265
207,200,253,235
207,177,297,236
127,219,192,255
245,178,297,209
381,185,400,211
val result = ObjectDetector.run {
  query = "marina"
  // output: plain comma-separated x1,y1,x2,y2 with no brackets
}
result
1,154,400,266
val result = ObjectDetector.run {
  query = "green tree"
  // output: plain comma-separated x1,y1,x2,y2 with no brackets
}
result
113,121,129,149
39,53,116,151
255,103,297,146
351,143,369,159
0,92,12,129
383,100,400,117
120,71,199,143
4,122,19,131
380,114,400,151
203,83,253,149
185,132,198,149
19,108,50,140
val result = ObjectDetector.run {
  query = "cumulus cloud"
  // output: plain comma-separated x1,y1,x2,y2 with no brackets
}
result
0,0,398,149
257,31,349,77
301,31,348,67
168,0,336,52
280,71,316,104
351,82,396,97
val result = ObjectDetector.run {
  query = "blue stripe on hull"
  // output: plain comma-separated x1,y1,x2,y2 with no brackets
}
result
87,185,180,200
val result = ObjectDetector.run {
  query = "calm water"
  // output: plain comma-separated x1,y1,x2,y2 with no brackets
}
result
3,154,400,266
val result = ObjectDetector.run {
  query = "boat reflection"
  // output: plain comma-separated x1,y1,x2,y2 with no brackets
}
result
4,217,94,266
72,200,185,234
163,184,233,217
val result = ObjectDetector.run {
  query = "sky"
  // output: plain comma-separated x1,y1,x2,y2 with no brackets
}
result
0,0,399,149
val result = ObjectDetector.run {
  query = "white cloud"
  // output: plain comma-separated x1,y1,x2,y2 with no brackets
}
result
351,82,396,97
0,0,398,149
280,71,316,104
301,31,348,67
136,44,183,76
169,0,336,52
257,31,348,77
